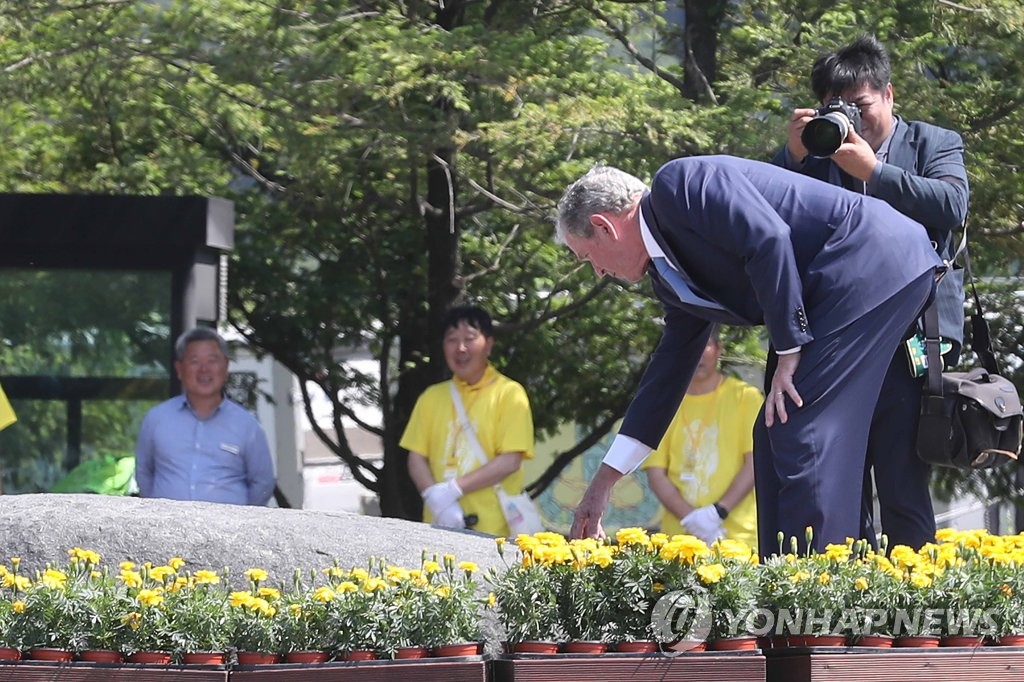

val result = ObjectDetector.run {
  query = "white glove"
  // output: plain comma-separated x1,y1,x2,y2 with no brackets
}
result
433,502,467,529
422,478,463,517
681,505,725,545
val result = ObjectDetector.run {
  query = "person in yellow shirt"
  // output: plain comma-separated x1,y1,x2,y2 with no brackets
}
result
401,305,535,536
0,383,15,432
642,326,762,550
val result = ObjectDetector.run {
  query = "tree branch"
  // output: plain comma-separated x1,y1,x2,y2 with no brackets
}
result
588,5,689,96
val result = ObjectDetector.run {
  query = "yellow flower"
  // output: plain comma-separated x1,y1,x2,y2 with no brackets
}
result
149,565,175,582
69,547,101,565
168,557,186,571
11,600,25,614
910,573,933,589
435,585,452,598
386,566,411,583
349,568,369,581
258,587,281,600
10,575,30,591
193,570,220,584
715,539,755,561
230,591,254,608
457,561,478,573
422,560,441,574
137,588,164,607
824,544,851,562
335,581,358,593
41,569,68,590
487,592,497,607
120,570,143,588
245,568,269,583
615,527,651,547
790,570,811,583
249,597,274,617
362,577,387,593
122,612,142,630
120,561,136,571
288,604,302,617
591,547,615,568
312,586,336,602
854,577,869,591
697,563,726,584
818,572,831,585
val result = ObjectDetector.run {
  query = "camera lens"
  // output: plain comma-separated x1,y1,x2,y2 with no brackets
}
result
801,112,851,158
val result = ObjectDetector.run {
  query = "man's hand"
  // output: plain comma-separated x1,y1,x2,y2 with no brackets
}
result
433,502,466,529
766,351,804,427
422,478,463,517
570,464,622,539
681,505,725,545
830,128,878,181
786,107,818,162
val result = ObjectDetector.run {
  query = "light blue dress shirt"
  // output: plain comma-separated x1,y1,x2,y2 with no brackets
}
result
135,395,276,505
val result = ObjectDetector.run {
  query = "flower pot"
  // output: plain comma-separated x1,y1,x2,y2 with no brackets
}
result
941,634,984,647
236,651,282,665
127,650,173,664
895,635,941,648
510,641,560,655
29,647,74,662
710,637,759,651
342,649,377,661
562,641,608,654
78,649,125,663
614,640,658,653
284,650,330,664
996,634,1024,646
849,634,894,648
787,634,846,647
394,646,430,659
0,647,21,661
182,651,226,665
433,642,481,657
666,639,707,653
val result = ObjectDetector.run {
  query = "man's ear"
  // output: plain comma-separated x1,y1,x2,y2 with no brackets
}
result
588,213,618,240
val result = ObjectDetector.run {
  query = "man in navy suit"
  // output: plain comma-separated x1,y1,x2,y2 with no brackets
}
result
558,155,943,555
772,35,969,549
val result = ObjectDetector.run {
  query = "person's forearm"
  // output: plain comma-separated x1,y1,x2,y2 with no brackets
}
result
407,452,436,492
717,453,755,513
456,452,523,494
645,468,695,519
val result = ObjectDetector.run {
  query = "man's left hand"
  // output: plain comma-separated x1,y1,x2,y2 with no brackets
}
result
831,128,877,181
766,351,804,427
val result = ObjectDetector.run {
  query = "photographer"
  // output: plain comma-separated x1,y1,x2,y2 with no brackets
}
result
771,34,969,549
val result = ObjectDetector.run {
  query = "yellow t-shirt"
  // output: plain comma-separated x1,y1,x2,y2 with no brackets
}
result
642,375,762,550
0,384,15,432
400,364,534,536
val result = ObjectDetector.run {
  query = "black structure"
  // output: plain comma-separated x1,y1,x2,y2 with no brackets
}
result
0,192,234,468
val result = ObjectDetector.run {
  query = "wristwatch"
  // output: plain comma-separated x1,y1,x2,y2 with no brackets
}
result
713,502,729,520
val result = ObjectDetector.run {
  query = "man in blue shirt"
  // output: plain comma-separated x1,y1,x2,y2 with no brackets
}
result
135,327,276,506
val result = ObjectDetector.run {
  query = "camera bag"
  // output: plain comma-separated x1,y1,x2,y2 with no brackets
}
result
916,228,1022,469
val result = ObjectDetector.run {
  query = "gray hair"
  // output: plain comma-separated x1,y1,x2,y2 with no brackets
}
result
174,327,229,361
555,165,648,243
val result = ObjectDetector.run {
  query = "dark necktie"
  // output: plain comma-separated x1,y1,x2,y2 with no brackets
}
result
652,256,727,312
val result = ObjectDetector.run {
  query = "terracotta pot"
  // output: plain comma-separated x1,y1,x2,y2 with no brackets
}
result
562,641,608,654
666,639,707,653
849,635,894,648
787,634,846,647
710,637,759,651
895,636,941,648
127,651,173,664
342,649,377,661
0,647,21,661
182,651,225,665
614,640,659,653
511,641,560,655
78,649,125,663
433,642,481,657
996,634,1024,646
284,650,330,664
394,646,430,659
941,635,984,647
236,651,282,665
29,647,74,662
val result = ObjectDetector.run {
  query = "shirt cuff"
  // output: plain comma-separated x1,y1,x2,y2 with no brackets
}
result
776,346,802,355
602,434,652,474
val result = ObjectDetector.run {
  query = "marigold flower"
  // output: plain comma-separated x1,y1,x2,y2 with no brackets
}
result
11,600,25,614
422,560,441,574
457,561,478,573
245,568,269,583
41,569,68,590
854,577,869,591
312,586,335,602
137,588,164,607
697,563,726,584
193,570,220,585
230,591,253,608
168,557,186,571
120,561,136,571
258,587,281,600
336,581,358,593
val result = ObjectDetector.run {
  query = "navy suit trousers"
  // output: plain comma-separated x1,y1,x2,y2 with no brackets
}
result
753,270,936,557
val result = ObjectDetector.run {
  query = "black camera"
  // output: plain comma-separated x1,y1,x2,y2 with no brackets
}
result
801,98,862,158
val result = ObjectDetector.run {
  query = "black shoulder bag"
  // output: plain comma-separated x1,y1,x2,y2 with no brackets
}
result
916,228,1023,469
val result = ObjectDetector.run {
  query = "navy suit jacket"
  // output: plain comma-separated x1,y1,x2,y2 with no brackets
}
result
620,155,942,449
771,117,969,344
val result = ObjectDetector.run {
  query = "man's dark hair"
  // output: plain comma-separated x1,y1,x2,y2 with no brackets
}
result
810,34,891,102
441,305,493,337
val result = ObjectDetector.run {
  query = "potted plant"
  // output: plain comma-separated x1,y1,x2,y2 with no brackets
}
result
698,540,760,650
427,555,483,656
162,569,231,663
488,535,565,652
0,557,32,659
556,539,616,652
20,557,95,660
278,571,334,663
228,568,282,664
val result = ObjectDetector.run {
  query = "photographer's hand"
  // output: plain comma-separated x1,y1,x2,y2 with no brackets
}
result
786,108,818,163
831,128,877,181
